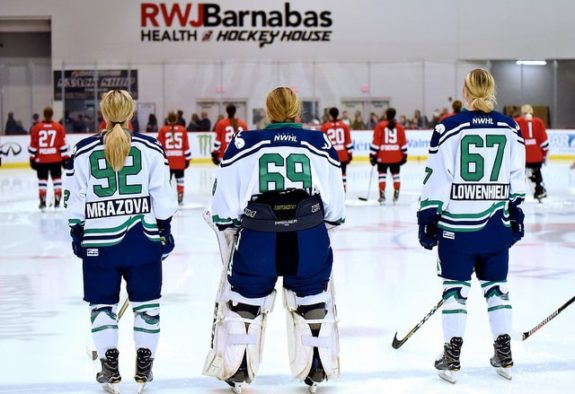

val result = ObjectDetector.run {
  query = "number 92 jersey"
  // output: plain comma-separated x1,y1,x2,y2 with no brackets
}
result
211,123,346,229
419,110,526,247
64,132,177,248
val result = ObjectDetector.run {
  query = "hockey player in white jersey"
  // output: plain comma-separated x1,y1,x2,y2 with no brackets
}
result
64,90,177,394
417,69,526,383
203,87,345,393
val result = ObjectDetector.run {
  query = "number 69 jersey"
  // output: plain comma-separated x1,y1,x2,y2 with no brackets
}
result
419,110,526,250
64,132,177,248
211,123,346,229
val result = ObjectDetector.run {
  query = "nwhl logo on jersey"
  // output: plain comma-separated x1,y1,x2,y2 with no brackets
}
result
85,196,151,219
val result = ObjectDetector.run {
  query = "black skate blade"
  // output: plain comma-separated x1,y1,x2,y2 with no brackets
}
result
496,367,512,380
438,370,458,384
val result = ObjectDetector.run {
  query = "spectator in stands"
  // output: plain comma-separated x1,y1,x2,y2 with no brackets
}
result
341,110,351,125
367,112,379,129
177,110,186,127
198,111,211,131
5,112,20,135
399,114,409,127
429,108,442,128
30,113,40,133
131,111,141,133
439,100,463,122
187,113,201,131
212,114,224,131
72,113,88,133
146,113,158,133
350,110,366,130
411,109,427,129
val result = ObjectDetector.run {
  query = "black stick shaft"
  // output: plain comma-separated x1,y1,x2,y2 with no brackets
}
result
392,298,444,349
522,295,575,340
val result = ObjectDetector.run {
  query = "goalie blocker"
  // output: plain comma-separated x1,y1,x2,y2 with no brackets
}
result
203,189,340,390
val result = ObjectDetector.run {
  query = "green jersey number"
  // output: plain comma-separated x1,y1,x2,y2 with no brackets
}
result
90,147,143,197
259,153,312,192
460,134,506,182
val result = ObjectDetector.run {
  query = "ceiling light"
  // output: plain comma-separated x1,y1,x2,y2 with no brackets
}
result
516,60,547,66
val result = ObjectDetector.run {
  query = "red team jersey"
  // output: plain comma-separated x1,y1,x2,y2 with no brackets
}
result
515,116,549,163
320,120,353,163
212,118,249,160
370,120,407,164
157,125,192,170
29,121,69,164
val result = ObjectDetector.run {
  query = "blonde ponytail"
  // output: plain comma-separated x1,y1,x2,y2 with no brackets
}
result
266,87,301,123
100,90,135,171
464,68,497,113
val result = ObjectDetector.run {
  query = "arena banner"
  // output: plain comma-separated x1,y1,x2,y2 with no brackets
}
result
53,70,139,100
2,130,575,167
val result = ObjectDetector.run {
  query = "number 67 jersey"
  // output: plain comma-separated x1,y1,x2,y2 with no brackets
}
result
419,110,526,251
64,132,177,249
211,123,346,229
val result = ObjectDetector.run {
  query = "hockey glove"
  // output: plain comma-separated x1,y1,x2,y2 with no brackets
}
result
184,159,190,169
30,158,38,170
211,152,221,166
348,153,353,163
509,205,525,246
157,218,175,258
417,209,440,250
369,154,378,166
62,157,73,170
400,154,408,166
70,225,85,258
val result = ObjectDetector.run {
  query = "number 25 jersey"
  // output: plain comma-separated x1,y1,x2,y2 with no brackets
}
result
64,132,177,248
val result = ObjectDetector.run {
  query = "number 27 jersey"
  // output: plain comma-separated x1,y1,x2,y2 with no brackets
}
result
64,132,177,248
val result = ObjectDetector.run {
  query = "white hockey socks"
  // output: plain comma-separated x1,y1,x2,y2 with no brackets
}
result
90,303,119,359
132,299,160,357
480,280,512,339
441,280,470,342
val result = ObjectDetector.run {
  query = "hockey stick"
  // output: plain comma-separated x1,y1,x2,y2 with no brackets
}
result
358,166,376,201
89,298,130,360
522,295,575,340
391,298,444,349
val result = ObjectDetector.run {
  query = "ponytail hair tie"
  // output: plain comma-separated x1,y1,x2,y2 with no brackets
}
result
111,121,125,126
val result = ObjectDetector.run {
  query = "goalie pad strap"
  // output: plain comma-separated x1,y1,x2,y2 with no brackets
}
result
302,336,331,348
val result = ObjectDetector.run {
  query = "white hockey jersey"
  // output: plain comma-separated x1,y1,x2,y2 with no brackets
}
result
64,132,177,248
210,123,346,229
419,110,526,234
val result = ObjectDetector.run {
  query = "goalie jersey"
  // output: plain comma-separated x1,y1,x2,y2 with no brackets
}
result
64,132,177,255
211,123,345,229
419,110,526,251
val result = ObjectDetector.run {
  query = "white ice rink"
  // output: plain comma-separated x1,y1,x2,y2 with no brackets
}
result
1,161,574,394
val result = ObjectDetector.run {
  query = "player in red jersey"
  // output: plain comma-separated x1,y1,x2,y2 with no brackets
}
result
370,107,408,203
320,107,353,191
29,107,69,209
438,100,463,122
515,104,549,201
157,111,191,205
211,104,248,165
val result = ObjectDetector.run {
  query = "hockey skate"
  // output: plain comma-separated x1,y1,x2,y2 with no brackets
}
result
54,195,61,208
490,334,513,380
96,348,121,394
134,348,154,394
434,337,463,384
38,199,47,211
534,187,547,202
392,189,400,203
304,348,327,393
377,190,385,205
224,354,251,394
177,192,184,206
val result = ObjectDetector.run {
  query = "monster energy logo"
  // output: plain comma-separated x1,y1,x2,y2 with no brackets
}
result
196,133,213,156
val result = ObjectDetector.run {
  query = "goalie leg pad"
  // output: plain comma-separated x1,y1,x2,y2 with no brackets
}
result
203,283,276,382
283,285,340,382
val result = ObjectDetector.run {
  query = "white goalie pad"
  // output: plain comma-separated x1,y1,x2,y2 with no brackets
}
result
283,282,340,381
203,280,276,382
202,208,238,265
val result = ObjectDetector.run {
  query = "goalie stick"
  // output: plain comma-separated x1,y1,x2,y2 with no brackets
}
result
522,295,575,340
391,298,444,349
88,298,130,361
358,166,376,202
